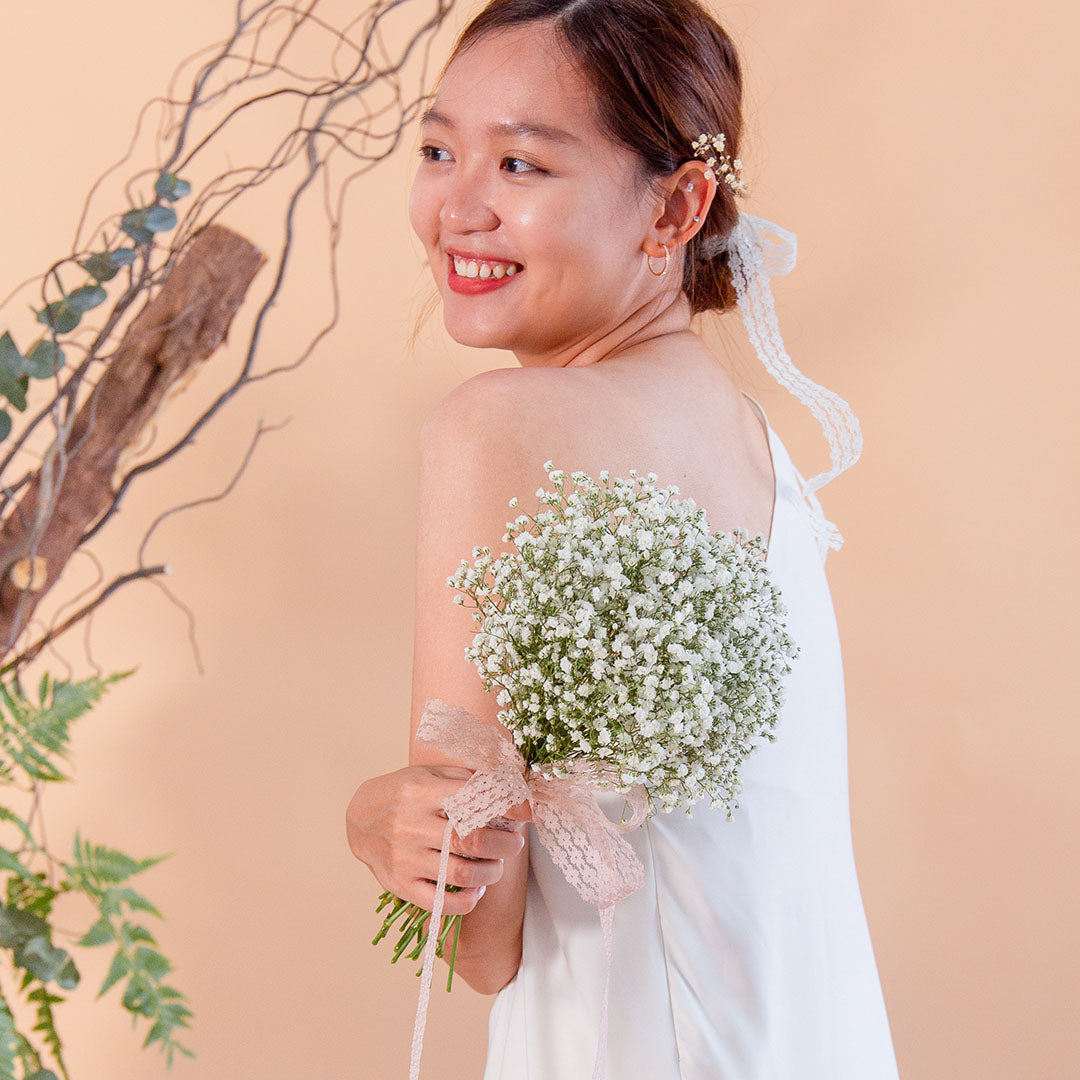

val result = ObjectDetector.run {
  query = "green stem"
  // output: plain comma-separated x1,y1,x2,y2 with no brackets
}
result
446,913,462,991
371,894,410,945
391,907,427,963
373,886,467,988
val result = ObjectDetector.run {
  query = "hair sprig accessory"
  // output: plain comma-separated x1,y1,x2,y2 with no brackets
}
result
690,131,748,197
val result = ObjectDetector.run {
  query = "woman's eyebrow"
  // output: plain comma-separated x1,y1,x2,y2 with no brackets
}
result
420,106,579,146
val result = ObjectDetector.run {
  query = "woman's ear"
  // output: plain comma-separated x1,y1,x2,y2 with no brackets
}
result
642,161,717,258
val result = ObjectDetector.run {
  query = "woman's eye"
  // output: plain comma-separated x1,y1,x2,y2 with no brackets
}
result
417,146,543,174
502,157,542,175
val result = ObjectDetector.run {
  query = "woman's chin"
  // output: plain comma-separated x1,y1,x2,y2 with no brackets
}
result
442,318,519,352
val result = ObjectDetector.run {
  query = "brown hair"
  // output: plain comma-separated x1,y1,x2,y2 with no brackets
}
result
445,0,746,316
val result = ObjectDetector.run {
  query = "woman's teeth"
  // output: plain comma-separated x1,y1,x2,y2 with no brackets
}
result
452,256,519,279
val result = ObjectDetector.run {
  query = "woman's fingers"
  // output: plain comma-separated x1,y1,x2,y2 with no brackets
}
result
443,851,506,890
398,846,506,891
501,798,535,824
450,824,526,861
401,880,487,917
347,764,532,916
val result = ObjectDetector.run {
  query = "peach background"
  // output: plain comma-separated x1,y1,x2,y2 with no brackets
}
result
0,0,1076,1077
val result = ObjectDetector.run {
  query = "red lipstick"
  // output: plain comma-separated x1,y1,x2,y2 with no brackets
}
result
446,253,523,295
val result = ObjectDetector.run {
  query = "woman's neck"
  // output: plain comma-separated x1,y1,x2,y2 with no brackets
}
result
513,288,694,370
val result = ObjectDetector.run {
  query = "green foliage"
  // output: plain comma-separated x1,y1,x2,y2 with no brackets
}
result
0,670,133,785
0,670,195,1070
153,174,190,202
0,990,18,1080
23,341,65,381
0,905,78,988
26,986,65,1080
0,334,28,414
0,170,189,437
120,204,176,246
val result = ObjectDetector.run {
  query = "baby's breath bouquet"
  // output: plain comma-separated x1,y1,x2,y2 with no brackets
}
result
373,460,799,987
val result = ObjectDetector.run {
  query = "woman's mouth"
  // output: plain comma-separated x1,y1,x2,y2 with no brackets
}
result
447,252,524,295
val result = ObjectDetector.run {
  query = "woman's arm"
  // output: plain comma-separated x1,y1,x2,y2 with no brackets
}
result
406,373,543,994
346,371,541,995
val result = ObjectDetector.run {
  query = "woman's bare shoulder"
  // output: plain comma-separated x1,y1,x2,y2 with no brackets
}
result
426,366,565,414
422,366,579,443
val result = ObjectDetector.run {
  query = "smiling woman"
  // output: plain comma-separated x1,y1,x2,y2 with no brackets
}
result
407,32,653,357
345,1,901,1078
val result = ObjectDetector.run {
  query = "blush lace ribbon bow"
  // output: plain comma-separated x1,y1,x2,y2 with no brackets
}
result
408,698,649,1080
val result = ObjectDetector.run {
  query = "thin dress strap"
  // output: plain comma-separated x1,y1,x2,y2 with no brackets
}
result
739,390,844,564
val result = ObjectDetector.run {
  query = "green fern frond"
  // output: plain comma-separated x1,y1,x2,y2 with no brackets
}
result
0,671,132,785
67,833,171,897
0,668,188,1071
27,985,68,1080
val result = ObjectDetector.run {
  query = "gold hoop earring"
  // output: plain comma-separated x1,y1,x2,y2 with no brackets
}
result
647,243,669,277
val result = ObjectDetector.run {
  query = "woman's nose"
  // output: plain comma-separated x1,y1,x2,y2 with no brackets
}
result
439,171,499,234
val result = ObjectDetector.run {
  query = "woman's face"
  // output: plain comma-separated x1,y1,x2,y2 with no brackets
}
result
408,24,666,363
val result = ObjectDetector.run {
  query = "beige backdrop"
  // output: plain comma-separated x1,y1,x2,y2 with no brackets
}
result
0,0,1076,1077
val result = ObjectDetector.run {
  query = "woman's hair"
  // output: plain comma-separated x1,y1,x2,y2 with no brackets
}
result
445,0,746,316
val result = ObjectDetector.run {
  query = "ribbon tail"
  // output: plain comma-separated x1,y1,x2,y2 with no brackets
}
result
531,795,645,910
408,819,453,1080
591,904,615,1080
728,211,863,519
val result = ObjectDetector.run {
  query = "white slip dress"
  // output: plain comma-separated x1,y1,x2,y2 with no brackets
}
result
482,391,902,1079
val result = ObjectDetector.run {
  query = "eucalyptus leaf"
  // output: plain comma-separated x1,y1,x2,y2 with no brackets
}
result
143,205,177,233
0,994,16,1076
0,903,50,946
153,173,191,202
0,334,26,410
0,374,26,412
35,300,80,335
56,956,79,990
25,339,65,380
120,209,153,246
79,252,119,283
0,411,10,441
0,332,22,373
14,934,69,984
109,247,137,266
67,284,106,312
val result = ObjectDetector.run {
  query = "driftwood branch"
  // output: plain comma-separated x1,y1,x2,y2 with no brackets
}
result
0,224,265,655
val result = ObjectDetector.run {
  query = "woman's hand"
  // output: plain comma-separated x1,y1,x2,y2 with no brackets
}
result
345,765,528,916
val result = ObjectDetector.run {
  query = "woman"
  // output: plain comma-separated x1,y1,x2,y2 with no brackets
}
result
345,0,901,1076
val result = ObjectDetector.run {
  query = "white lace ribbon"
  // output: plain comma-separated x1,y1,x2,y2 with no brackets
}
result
407,699,647,1080
714,211,864,558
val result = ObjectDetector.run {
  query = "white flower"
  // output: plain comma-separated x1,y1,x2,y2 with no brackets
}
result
446,458,799,819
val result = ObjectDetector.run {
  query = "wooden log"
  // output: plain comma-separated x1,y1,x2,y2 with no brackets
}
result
0,223,266,657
